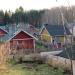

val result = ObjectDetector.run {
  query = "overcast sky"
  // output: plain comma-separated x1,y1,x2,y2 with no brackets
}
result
0,0,75,12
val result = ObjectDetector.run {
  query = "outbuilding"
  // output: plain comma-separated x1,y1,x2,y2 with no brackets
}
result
8,30,37,54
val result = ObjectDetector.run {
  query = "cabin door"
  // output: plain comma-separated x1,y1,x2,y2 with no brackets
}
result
16,40,23,50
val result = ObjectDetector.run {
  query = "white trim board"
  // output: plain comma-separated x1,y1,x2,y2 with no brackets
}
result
12,38,34,40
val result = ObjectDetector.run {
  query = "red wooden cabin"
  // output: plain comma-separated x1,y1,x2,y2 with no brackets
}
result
0,28,8,41
0,28,7,36
9,30,37,54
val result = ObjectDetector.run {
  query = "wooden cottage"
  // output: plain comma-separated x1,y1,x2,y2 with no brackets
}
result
8,30,37,54
40,24,71,47
0,28,8,41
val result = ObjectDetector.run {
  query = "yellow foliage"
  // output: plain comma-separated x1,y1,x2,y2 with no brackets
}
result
0,42,10,68
41,28,52,43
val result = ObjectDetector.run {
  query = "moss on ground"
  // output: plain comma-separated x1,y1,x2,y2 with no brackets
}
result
0,63,70,75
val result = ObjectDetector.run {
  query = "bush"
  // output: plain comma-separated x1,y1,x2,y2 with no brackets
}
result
36,43,45,49
8,53,45,64
47,57,71,72
9,53,44,64
22,53,44,64
7,59,17,65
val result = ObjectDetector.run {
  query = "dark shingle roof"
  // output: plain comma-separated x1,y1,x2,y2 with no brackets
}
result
56,45,75,60
45,25,71,36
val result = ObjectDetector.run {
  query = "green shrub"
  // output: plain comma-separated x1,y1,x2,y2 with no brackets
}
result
36,43,45,49
12,53,44,64
7,58,17,65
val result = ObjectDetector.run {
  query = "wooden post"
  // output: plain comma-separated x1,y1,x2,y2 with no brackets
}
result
70,24,73,75
33,39,35,53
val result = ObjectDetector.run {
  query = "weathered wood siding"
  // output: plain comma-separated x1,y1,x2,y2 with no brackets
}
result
10,31,34,50
10,39,34,50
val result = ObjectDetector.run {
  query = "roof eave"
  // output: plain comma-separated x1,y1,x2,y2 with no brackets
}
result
7,29,38,42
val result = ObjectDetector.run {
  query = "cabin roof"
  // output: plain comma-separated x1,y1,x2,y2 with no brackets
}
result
41,24,71,36
0,27,8,34
8,29,38,41
56,46,75,60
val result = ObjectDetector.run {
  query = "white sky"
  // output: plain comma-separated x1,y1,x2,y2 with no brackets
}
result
0,0,75,12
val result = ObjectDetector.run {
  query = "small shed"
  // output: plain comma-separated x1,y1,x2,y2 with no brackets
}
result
8,30,37,54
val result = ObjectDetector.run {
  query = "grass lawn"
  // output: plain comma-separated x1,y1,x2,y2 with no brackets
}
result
0,63,70,75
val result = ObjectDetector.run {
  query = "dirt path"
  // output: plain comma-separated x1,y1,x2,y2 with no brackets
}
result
40,50,62,57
